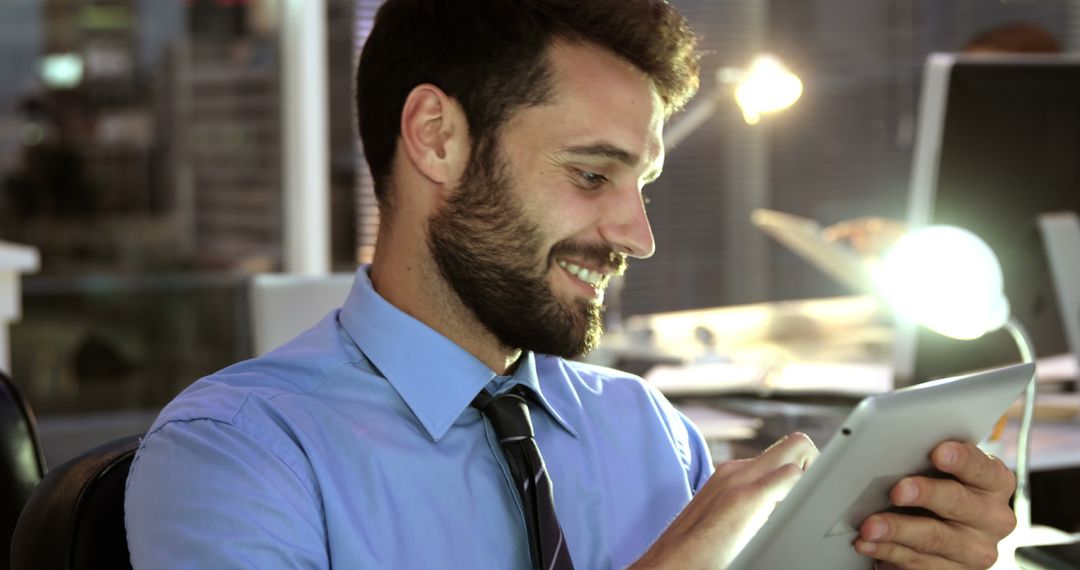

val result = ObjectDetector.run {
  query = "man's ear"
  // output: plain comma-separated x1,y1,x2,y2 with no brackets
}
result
399,84,469,186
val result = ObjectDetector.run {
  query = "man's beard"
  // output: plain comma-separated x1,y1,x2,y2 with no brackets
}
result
427,142,625,359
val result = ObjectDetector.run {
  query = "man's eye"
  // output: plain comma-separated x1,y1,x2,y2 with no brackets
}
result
576,169,608,188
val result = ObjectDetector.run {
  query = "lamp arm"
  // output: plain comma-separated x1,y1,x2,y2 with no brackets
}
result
1003,316,1036,530
664,94,720,151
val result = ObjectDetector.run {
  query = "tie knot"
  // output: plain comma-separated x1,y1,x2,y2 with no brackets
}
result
472,387,535,441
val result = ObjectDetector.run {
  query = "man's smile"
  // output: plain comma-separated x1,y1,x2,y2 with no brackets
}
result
556,258,609,287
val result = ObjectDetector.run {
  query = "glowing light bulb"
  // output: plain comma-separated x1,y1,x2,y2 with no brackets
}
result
734,55,803,125
874,226,1009,340
40,53,84,89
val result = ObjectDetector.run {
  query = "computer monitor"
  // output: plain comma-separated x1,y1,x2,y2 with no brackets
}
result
895,53,1080,385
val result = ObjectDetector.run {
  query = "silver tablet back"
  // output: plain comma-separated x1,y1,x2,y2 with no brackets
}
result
729,362,1034,570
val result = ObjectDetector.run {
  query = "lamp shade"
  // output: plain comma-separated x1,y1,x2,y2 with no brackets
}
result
874,225,1009,340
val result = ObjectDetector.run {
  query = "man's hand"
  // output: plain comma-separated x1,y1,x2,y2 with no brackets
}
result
821,216,907,258
632,433,819,569
854,441,1017,569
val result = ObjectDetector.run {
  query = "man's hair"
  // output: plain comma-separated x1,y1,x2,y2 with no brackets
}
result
355,0,699,211
963,21,1063,54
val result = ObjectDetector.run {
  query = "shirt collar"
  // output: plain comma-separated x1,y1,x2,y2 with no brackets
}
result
485,352,577,438
338,266,577,441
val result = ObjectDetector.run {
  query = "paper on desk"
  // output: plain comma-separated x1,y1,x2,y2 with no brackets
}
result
646,361,893,397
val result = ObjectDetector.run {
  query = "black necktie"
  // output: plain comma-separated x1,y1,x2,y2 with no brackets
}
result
472,385,575,570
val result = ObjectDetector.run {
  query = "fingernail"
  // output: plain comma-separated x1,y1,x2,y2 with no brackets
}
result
858,541,877,554
868,520,887,540
898,480,918,504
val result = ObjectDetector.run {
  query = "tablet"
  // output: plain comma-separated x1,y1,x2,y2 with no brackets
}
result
728,361,1035,570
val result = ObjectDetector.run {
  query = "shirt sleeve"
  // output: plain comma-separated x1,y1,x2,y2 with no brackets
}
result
640,381,715,493
675,407,715,492
124,418,328,569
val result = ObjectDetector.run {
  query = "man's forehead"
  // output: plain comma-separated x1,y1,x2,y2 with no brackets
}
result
541,41,666,173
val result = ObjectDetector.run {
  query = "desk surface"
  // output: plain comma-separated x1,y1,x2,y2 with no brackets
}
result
614,295,1080,472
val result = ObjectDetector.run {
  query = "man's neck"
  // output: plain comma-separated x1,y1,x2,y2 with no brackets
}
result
369,236,523,375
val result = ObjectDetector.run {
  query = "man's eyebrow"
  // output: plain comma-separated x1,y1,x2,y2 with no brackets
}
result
558,143,639,167
558,143,663,182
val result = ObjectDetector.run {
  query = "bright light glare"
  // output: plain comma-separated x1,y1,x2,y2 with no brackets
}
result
874,226,1009,340
40,53,84,89
734,55,803,125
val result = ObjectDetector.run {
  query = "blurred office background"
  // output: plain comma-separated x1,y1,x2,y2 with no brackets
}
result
0,0,1077,459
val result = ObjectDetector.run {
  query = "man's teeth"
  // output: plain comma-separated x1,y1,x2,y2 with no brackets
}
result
557,260,605,286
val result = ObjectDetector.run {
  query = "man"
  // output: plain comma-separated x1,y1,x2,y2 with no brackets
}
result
125,0,1017,568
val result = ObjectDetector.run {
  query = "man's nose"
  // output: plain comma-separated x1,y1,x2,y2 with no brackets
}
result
598,185,655,259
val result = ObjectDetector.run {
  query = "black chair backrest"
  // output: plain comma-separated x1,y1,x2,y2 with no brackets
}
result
11,435,141,570
0,370,46,569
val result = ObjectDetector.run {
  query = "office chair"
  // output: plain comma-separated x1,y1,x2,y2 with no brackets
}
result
0,369,47,570
10,434,141,570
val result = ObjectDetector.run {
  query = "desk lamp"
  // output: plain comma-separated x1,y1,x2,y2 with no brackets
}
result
872,225,1038,534
665,55,802,149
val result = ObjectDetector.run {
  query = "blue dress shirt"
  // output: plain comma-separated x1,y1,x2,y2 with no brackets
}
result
125,267,713,569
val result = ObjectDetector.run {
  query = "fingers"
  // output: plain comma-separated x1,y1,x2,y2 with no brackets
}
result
857,512,1000,569
730,432,818,486
702,433,816,501
821,220,856,241
710,462,807,551
747,462,804,505
822,217,907,256
643,458,808,569
854,535,976,570
892,477,976,524
888,474,1017,537
855,442,1018,569
821,217,880,240
713,457,753,479
931,442,1016,497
